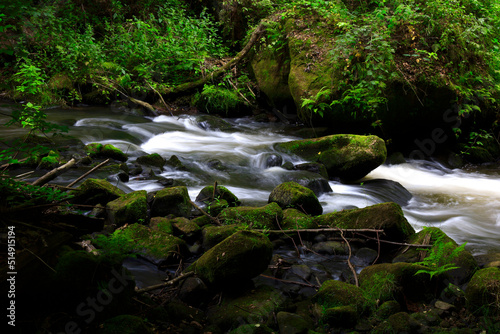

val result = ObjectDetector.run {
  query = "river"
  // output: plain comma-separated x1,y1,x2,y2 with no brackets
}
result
2,104,499,255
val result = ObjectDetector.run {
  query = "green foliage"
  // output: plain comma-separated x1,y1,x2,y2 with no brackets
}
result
361,272,397,312
193,84,242,114
0,177,72,208
413,228,467,280
92,230,137,262
458,129,495,155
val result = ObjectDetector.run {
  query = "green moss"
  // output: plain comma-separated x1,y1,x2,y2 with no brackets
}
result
85,143,104,156
102,144,128,162
136,153,166,168
465,267,500,316
196,185,241,207
106,190,148,227
202,224,239,250
268,181,323,215
39,150,62,169
149,217,174,235
218,202,283,229
313,280,366,312
72,178,125,205
150,186,192,218
281,208,317,229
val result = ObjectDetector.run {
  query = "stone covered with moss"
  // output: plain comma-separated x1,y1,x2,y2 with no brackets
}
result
218,202,283,229
268,181,323,215
136,153,166,168
206,285,285,332
195,184,241,207
465,267,500,315
201,224,240,250
275,134,386,181
98,314,152,334
281,208,317,230
394,227,478,285
314,202,414,243
85,143,128,162
39,150,63,169
72,178,125,206
149,186,192,218
106,190,148,227
117,223,188,265
148,216,174,234
170,216,201,241
187,230,273,287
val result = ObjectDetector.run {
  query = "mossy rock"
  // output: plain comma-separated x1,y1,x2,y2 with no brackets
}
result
98,314,152,334
312,280,366,313
394,227,478,285
101,144,128,162
195,185,241,207
206,285,285,332
276,311,314,334
206,198,229,216
170,217,201,241
39,150,63,169
85,143,128,162
149,186,192,218
359,262,438,304
314,202,415,244
117,223,188,265
187,230,273,287
165,155,187,170
148,216,174,234
106,190,148,227
281,208,317,230
136,153,166,168
268,181,323,215
218,202,283,230
72,178,125,206
196,114,234,131
321,305,359,328
274,135,386,181
376,300,402,319
465,267,500,316
201,224,240,250
53,251,135,315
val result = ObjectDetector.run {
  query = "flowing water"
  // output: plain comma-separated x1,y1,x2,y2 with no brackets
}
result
2,105,499,255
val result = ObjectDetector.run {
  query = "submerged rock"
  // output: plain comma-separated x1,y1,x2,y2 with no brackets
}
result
136,153,166,169
268,181,323,215
274,134,387,181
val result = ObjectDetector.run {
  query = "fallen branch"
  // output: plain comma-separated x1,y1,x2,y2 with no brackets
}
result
189,200,221,226
32,158,77,186
259,274,320,289
257,228,384,234
340,229,358,287
163,23,266,95
135,271,194,294
67,158,110,188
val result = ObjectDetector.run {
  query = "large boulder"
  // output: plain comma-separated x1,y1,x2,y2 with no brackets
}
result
274,134,386,181
465,267,500,316
72,178,125,206
106,190,148,227
393,227,478,285
268,181,323,215
187,230,273,287
195,184,241,207
218,202,283,230
314,202,415,244
149,186,192,218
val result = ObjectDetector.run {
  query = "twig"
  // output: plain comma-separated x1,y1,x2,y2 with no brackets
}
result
259,274,320,289
147,82,173,116
257,228,384,234
23,248,56,273
135,271,194,294
67,158,110,187
356,233,433,248
340,229,358,287
189,200,221,226
372,230,381,265
14,171,35,179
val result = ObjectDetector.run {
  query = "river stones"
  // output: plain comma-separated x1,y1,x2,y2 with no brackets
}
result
393,227,478,285
274,134,387,181
268,181,323,215
106,190,148,227
136,153,166,169
195,184,241,207
72,178,125,206
465,267,500,315
187,230,273,287
218,202,283,229
314,202,415,243
85,143,128,162
149,186,192,218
